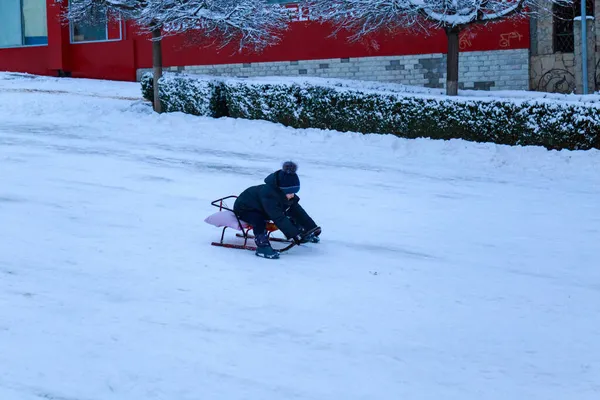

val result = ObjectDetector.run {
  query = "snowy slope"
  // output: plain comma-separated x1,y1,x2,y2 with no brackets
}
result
1,73,599,400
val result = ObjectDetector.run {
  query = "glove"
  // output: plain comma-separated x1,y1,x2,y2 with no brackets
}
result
306,233,320,243
292,234,303,245
300,232,319,243
299,227,322,244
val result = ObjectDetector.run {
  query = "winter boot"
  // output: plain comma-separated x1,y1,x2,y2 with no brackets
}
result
254,233,280,259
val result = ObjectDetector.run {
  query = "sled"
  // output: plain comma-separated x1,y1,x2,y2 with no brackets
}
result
204,196,320,253
204,196,296,252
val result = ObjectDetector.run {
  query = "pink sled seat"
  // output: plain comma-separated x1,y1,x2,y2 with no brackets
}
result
204,210,249,231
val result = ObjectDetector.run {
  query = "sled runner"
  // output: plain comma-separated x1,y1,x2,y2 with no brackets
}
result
204,196,291,252
204,196,320,253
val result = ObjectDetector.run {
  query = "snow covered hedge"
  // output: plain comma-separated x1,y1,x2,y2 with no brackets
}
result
141,73,600,150
141,73,227,117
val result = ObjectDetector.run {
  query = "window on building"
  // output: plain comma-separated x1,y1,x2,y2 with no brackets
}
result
553,0,594,53
0,0,48,48
70,3,109,42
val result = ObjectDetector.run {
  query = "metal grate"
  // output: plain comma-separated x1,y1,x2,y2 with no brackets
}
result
553,0,595,53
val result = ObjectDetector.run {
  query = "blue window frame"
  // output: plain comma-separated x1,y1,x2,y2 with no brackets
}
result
0,0,48,48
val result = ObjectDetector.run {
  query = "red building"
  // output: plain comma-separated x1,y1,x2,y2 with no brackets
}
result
0,1,531,90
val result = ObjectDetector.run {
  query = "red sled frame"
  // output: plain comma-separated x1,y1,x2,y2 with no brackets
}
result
210,196,296,253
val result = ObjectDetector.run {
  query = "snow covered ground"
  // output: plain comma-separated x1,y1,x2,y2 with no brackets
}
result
1,73,599,400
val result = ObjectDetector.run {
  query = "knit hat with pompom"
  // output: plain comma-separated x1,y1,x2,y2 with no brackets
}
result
277,161,300,194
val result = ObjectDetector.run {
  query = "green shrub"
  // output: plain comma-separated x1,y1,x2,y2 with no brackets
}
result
140,72,227,117
142,73,600,150
224,81,600,150
141,72,153,102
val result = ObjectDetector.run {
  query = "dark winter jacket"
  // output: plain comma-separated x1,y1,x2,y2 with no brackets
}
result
234,172,316,239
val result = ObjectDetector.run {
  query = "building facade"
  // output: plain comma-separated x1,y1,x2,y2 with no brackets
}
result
530,0,598,93
1,1,530,91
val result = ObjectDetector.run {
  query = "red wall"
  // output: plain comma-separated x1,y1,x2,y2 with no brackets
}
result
0,1,530,82
68,40,136,81
136,18,529,69
0,46,51,76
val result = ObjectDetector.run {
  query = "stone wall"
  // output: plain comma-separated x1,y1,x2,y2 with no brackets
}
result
596,0,600,90
138,49,529,91
574,17,596,93
531,4,554,56
531,0,598,93
531,53,577,93
529,3,576,93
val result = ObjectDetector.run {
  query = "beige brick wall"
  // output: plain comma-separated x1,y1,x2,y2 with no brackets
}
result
138,50,530,92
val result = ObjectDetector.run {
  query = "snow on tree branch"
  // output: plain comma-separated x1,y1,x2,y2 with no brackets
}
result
139,0,290,51
305,0,573,38
55,0,143,24
56,0,289,51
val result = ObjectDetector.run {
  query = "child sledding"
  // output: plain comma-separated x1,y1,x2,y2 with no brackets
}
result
205,161,321,259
